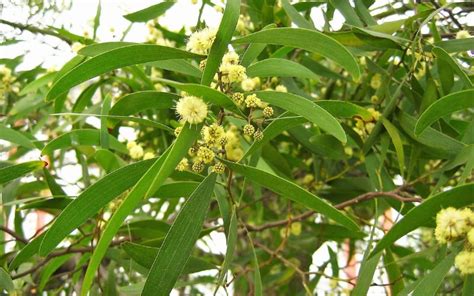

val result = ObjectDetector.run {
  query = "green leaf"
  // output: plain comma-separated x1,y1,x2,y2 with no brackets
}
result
201,0,240,86
10,233,46,270
0,126,37,149
247,233,263,296
122,242,215,273
81,123,201,295
255,91,347,143
280,0,314,29
352,252,382,296
108,91,177,126
148,60,202,78
39,159,156,255
46,44,202,101
381,117,405,174
154,181,199,199
142,173,217,295
309,134,346,160
0,161,46,185
158,78,243,116
222,161,359,232
41,129,127,155
123,2,175,22
233,28,361,81
38,254,73,292
19,72,56,95
369,183,474,258
78,42,135,56
383,248,404,295
315,101,373,120
432,46,473,89
216,208,238,288
411,248,460,296
0,267,14,292
92,0,101,39
241,24,277,67
246,58,318,80
434,38,474,53
415,89,474,136
329,0,363,26
399,112,465,157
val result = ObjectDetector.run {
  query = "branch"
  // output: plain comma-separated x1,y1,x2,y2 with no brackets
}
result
245,191,422,232
0,19,72,44
0,226,28,244
11,238,128,279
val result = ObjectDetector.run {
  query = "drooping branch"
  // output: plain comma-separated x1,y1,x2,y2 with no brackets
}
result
245,190,423,232
0,18,72,44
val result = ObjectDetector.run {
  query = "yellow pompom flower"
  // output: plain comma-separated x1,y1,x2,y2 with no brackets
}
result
370,73,382,89
455,251,474,274
231,92,245,105
241,78,256,91
143,152,156,160
71,42,85,53
186,27,217,55
456,30,471,39
275,85,288,92
263,106,273,118
176,96,208,124
197,146,215,164
220,64,247,83
129,145,144,160
367,107,381,121
202,123,225,146
222,51,240,65
468,229,474,246
176,158,189,171
245,94,261,108
291,222,302,236
253,129,263,141
212,162,226,174
243,124,255,136
192,161,204,173
126,141,137,149
435,207,469,243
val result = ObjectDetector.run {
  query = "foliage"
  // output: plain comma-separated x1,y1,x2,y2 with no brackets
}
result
0,0,473,295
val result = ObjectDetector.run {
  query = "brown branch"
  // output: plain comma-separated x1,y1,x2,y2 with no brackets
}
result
0,226,28,244
0,19,72,44
11,238,128,279
245,191,422,232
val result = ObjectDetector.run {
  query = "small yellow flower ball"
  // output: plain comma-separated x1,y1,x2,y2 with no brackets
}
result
435,207,468,243
176,96,208,124
143,152,156,160
197,146,215,164
241,78,256,91
456,30,471,39
243,124,255,136
126,141,137,149
174,126,182,137
253,129,264,141
220,64,247,83
468,229,474,246
231,92,245,105
263,106,274,118
192,161,204,173
176,158,189,171
129,145,144,160
222,51,240,65
291,222,302,236
370,95,379,104
370,73,382,89
275,85,288,92
302,174,314,185
455,251,474,274
245,94,261,108
212,162,226,174
186,27,217,55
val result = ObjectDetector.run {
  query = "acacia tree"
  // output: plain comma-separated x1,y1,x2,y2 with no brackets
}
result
1,0,473,295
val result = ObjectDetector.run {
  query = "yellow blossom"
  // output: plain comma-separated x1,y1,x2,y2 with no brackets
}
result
71,42,85,53
222,52,240,65
243,124,255,136
212,162,226,174
435,207,469,243
370,73,382,89
456,30,471,39
291,222,302,236
176,158,189,171
220,64,247,83
275,85,287,92
455,251,474,274
129,145,144,160
176,96,208,124
186,27,217,55
197,146,215,164
245,94,261,108
241,78,256,91
367,108,381,121
202,123,225,147
263,106,273,118
143,152,155,160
